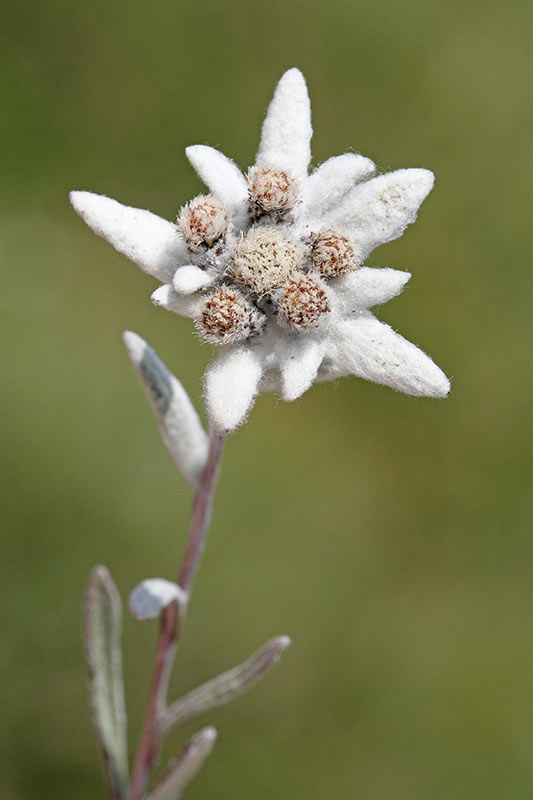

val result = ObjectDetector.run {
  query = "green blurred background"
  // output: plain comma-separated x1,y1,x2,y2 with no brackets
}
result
2,0,532,798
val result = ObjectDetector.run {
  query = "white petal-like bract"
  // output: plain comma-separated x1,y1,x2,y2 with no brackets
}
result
70,191,188,282
185,145,248,219
279,337,325,401
128,578,187,620
173,264,215,295
255,68,312,180
151,285,205,318
323,169,434,259
204,345,264,432
332,267,411,311
123,331,209,487
327,312,450,398
301,154,375,219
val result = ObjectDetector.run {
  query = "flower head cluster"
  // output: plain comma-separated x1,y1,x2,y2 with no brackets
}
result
71,69,450,433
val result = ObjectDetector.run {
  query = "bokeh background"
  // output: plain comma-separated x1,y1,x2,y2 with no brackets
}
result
2,0,532,798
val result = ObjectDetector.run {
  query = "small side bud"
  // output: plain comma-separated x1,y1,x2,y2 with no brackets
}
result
309,228,360,278
277,271,330,330
128,578,187,620
197,285,265,345
177,194,228,252
232,227,302,294
247,166,299,214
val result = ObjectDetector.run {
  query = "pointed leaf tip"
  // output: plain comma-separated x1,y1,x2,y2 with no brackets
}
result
145,727,217,800
122,330,145,365
198,725,217,743
273,634,291,652
256,67,312,180
281,66,305,82
69,190,188,282
328,313,451,399
185,145,248,217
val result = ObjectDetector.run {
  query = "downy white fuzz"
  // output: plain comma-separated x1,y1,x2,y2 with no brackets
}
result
232,227,301,295
71,67,450,434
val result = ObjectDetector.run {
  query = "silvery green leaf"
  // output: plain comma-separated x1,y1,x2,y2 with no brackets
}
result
123,331,209,488
83,566,129,800
145,727,217,800
162,636,291,734
128,578,187,621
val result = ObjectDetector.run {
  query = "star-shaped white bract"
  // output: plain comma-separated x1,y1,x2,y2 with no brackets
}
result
71,68,450,434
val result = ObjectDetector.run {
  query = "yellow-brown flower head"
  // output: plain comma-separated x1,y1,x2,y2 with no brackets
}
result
177,194,228,251
309,228,360,278
277,272,331,330
232,227,302,295
197,285,265,345
247,167,299,214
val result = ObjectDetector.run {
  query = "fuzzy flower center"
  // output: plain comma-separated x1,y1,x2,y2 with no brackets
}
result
276,272,330,330
247,167,299,215
197,286,265,345
175,179,360,347
232,227,302,295
310,229,360,278
177,194,228,251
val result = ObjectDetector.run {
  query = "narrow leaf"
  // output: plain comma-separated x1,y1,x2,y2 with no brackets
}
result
123,331,209,488
145,727,217,800
162,636,291,734
83,566,129,800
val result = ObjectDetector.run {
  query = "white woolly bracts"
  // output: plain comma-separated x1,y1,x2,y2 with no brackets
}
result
71,67,450,435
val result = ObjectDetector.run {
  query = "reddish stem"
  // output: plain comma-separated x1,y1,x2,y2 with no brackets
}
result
178,432,225,594
129,430,225,800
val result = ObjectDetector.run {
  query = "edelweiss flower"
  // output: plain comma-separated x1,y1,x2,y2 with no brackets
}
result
71,68,450,433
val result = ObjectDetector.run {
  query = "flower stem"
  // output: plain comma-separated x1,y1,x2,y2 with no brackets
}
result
178,432,225,595
129,430,225,800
